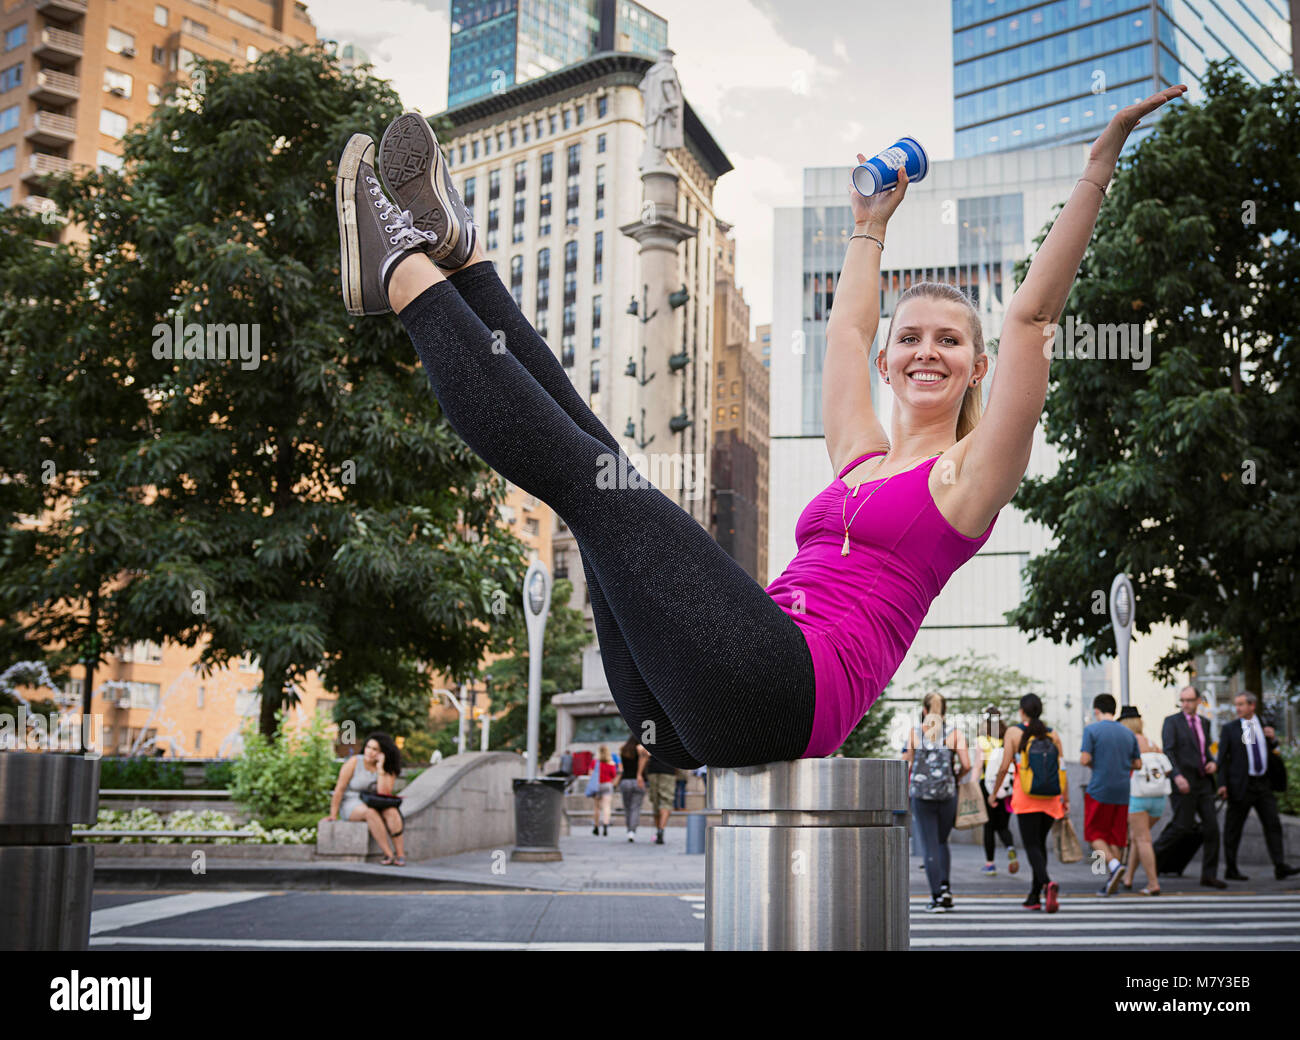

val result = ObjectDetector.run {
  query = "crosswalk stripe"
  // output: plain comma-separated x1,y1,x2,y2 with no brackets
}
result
911,917,1300,930
911,933,1297,947
908,896,1299,908
90,892,273,935
89,937,706,950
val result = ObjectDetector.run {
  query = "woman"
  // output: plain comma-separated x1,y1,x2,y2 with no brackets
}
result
334,87,1185,767
988,694,1068,911
590,744,618,836
1120,707,1171,895
324,732,405,866
978,708,1018,876
904,693,970,912
618,736,649,841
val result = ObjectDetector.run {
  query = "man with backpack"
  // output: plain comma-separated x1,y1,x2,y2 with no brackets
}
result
1080,693,1142,895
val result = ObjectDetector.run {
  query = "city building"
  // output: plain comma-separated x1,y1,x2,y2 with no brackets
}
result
752,321,770,370
953,0,1294,158
438,50,732,628
768,146,1185,755
711,219,770,584
0,0,318,221
448,0,667,108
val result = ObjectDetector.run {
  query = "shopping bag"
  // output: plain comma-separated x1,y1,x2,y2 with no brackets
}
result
1051,815,1083,863
953,777,989,830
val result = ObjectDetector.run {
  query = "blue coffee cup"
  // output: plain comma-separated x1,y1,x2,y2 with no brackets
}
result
851,136,928,197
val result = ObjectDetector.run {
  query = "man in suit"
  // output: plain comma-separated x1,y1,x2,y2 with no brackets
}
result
1217,692,1299,882
1153,685,1225,888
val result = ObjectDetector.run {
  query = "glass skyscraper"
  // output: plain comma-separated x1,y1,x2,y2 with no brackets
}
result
449,0,668,108
954,0,1294,158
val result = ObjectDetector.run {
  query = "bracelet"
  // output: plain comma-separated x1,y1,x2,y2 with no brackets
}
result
850,232,884,250
1077,177,1108,197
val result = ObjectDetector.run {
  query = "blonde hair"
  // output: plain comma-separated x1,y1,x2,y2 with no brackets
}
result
883,282,986,441
1120,715,1144,736
598,745,611,762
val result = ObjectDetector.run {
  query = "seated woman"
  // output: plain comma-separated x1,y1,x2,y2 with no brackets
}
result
332,86,1185,767
324,732,405,866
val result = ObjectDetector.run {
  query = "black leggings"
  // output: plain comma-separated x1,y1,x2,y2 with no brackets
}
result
1016,811,1054,901
398,266,817,767
980,778,1015,860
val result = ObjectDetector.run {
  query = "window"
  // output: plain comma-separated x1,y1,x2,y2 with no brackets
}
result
151,45,168,65
523,122,530,142
540,151,553,183
595,164,605,220
563,108,571,130
182,17,207,36
548,113,557,134
576,103,585,124
593,231,603,284
125,681,161,710
4,24,26,52
0,145,15,174
512,196,525,242
0,64,22,93
100,109,128,139
194,730,202,751
97,149,123,170
147,83,161,105
0,186,9,208
472,138,479,158
597,133,606,154
496,131,503,150
458,143,466,163
104,68,133,98
154,5,169,26
592,294,601,330
463,176,476,211
509,126,517,147
510,254,524,308
487,205,499,249
0,104,17,133
535,117,543,137
524,517,540,535
488,167,500,200
197,685,205,709
483,134,490,155
107,27,136,56
597,96,608,118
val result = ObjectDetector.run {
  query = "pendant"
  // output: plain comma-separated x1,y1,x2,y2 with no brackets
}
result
841,532,851,557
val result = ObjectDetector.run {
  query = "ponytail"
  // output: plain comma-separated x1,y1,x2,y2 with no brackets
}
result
1019,693,1048,742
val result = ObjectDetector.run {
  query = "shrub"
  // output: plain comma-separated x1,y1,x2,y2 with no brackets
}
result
99,757,187,791
229,709,339,819
1277,745,1300,817
203,760,236,789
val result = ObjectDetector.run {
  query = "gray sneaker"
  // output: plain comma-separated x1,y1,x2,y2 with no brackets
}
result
378,111,477,271
335,132,437,316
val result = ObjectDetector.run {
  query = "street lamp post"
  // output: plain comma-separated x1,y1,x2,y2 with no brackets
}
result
511,560,564,861
1109,573,1135,708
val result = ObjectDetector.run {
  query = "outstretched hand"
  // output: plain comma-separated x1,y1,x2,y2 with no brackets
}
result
850,154,909,231
1087,84,1187,172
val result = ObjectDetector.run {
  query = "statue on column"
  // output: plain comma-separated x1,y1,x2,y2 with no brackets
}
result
639,48,684,172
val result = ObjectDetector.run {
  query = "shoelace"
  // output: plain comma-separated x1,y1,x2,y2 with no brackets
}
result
366,175,437,249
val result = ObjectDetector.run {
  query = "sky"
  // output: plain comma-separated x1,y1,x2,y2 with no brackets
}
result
304,0,956,335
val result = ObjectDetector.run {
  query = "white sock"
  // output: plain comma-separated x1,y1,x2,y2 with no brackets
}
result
1108,857,1121,873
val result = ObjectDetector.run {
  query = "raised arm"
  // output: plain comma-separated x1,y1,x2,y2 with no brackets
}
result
822,159,911,473
955,86,1188,523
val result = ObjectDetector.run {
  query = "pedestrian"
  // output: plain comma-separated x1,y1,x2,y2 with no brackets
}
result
1119,706,1171,895
333,87,1184,769
674,768,689,810
904,692,971,913
988,694,1068,912
618,736,649,842
1080,693,1141,895
1217,692,1300,882
643,746,677,845
978,708,1018,876
1152,686,1226,888
590,745,617,836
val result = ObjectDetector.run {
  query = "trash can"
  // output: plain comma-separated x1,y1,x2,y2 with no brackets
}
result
511,776,566,862
706,757,908,951
0,751,101,951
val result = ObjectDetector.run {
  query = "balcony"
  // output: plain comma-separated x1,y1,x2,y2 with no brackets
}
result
36,0,88,22
33,26,84,66
22,152,74,185
29,67,80,104
25,110,77,148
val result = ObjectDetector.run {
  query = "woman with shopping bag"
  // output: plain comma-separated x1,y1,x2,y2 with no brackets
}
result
987,694,1069,912
1118,706,1172,895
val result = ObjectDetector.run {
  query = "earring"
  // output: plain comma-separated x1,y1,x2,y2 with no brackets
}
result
884,375,890,383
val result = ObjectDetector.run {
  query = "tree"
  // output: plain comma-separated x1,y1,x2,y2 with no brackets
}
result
0,45,528,737
1006,61,1300,695
481,578,589,754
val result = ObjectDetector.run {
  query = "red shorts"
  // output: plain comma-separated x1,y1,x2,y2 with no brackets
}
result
1083,792,1129,846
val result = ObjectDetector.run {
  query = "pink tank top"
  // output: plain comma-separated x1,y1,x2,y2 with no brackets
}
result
765,450,997,758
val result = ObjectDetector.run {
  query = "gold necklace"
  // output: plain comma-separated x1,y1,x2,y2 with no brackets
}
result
839,451,944,557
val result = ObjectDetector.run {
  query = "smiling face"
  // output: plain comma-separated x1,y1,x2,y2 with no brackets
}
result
363,738,382,765
879,296,987,428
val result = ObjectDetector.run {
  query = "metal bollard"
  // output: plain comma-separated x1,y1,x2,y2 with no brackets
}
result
706,758,908,951
0,752,101,951
685,811,706,854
